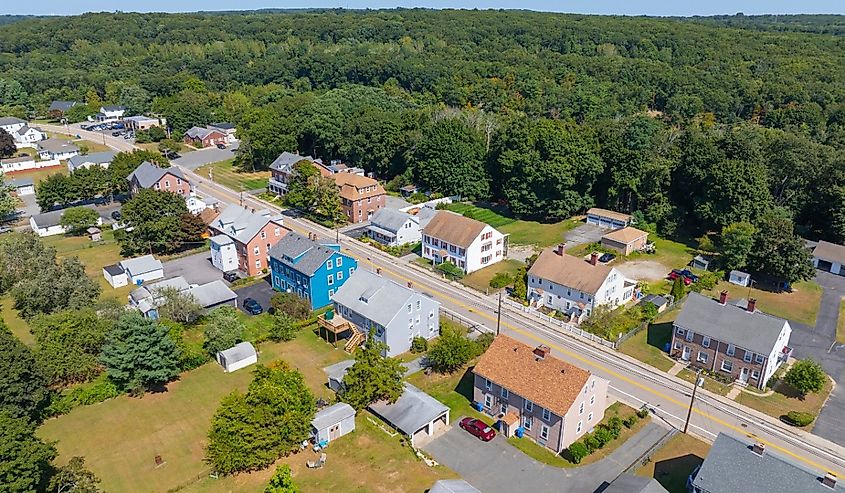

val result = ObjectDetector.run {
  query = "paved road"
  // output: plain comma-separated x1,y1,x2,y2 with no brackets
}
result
424,421,669,493
172,143,239,170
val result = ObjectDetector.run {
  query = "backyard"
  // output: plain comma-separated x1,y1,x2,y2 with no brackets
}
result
405,363,489,425
6,164,67,184
703,280,822,327
196,159,269,191
617,321,675,372
635,432,711,493
444,202,579,248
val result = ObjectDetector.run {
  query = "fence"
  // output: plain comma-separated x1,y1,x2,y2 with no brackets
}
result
621,427,678,475
440,307,491,336
502,298,618,349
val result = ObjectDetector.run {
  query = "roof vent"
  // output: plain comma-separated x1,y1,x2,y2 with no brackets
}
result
751,442,765,456
822,473,837,489
533,345,550,360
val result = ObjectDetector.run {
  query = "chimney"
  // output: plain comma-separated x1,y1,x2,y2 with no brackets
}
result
590,252,598,266
751,442,765,456
747,298,757,313
533,345,550,360
822,473,837,489
555,243,565,256
719,290,728,305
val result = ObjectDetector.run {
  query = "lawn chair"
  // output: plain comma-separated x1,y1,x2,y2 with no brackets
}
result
306,453,327,469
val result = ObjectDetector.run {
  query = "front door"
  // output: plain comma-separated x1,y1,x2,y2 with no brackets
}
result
681,346,691,361
739,367,749,383
329,424,341,441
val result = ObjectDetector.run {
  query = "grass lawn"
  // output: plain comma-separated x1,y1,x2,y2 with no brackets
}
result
677,368,731,397
42,229,132,302
704,280,822,327
37,330,386,492
76,140,112,154
0,294,34,345
735,376,833,428
444,202,577,248
8,165,67,184
405,363,490,425
618,321,675,372
460,259,524,293
635,432,711,493
837,297,845,343
196,159,269,191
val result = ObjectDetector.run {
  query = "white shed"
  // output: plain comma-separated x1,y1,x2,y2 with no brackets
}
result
120,255,164,285
311,402,356,444
103,264,128,288
729,270,751,287
216,342,257,373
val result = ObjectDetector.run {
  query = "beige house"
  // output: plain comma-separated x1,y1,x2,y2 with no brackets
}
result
472,335,609,453
601,226,649,255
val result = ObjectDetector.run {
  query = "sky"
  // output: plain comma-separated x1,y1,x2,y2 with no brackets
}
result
2,1,843,16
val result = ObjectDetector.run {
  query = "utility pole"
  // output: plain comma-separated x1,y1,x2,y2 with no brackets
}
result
683,368,702,434
496,291,503,336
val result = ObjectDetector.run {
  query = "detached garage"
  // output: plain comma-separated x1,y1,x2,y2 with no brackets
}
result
813,240,845,276
586,208,632,229
216,342,257,373
368,383,449,448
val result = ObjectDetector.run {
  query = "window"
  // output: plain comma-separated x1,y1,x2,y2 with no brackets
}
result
328,289,334,297
744,352,753,363
685,330,694,342
540,425,549,440
337,257,343,267
416,300,421,310
484,379,492,391
523,416,533,431
591,379,595,389
756,354,765,364
349,268,355,277
260,231,266,240
702,336,711,348
579,402,584,415
254,259,261,269
176,178,181,185
588,412,594,422
327,260,333,269
164,180,170,188
407,304,412,314
542,408,551,421
751,369,760,380
576,421,583,433
673,341,681,350
274,227,280,236
524,400,533,412
697,352,708,364
484,394,492,408
590,395,595,406
327,275,334,286
676,328,685,335
721,360,733,372
726,344,736,356
501,387,508,399
337,271,343,281
253,246,260,255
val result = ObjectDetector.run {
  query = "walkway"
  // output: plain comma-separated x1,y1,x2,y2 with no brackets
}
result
423,420,669,493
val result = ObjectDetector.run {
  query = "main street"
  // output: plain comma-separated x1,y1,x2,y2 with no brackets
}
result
47,125,845,477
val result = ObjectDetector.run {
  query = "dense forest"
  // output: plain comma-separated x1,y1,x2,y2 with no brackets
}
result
0,10,843,245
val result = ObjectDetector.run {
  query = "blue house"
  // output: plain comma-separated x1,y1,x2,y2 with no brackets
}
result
269,232,358,309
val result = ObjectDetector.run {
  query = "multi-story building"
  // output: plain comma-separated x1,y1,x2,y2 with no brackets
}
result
333,172,386,224
527,245,635,321
208,206,289,276
269,232,358,310
127,161,191,196
267,152,323,196
421,211,508,274
123,115,167,132
473,335,609,453
671,291,792,390
366,208,421,247
183,126,228,148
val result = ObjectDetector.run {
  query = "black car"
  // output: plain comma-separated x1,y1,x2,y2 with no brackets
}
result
242,297,263,315
111,210,121,221
598,252,616,263
223,271,238,283
216,143,227,150
111,131,122,137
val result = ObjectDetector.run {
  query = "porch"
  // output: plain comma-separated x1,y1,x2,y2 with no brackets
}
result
317,310,365,353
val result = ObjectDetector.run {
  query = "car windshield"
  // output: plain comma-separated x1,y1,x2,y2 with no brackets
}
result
482,426,492,433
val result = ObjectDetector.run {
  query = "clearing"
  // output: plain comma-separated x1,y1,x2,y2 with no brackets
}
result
196,159,269,191
703,280,822,327
617,321,675,373
460,259,525,293
6,164,67,184
615,260,670,282
635,432,711,493
444,202,578,248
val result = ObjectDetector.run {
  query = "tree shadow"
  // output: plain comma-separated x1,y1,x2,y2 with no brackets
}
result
651,453,704,492
647,322,672,351
772,380,806,401
453,366,476,401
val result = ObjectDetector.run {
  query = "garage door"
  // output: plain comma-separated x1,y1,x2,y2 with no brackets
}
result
817,260,833,272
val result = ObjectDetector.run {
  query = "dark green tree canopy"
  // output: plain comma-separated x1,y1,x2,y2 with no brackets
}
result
0,325,51,421
0,411,57,493
100,312,180,393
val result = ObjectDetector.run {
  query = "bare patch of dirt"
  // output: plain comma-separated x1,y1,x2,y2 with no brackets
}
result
616,260,668,281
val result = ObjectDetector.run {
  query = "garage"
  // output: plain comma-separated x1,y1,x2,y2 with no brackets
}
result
368,383,450,448
812,241,845,276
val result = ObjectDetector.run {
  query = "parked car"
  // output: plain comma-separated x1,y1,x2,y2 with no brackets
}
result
223,271,238,283
459,417,496,441
164,151,181,160
242,297,263,315
679,269,699,282
111,131,122,137
124,133,133,140
668,269,693,285
598,252,616,263
216,143,227,150
110,210,121,221
0,226,11,234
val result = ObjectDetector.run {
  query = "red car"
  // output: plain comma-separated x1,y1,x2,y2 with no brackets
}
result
459,417,496,441
668,269,693,285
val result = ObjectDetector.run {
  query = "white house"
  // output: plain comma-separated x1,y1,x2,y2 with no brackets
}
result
813,240,845,276
30,207,103,237
729,270,752,287
10,177,34,196
119,255,164,285
37,139,79,161
0,116,26,135
366,208,421,247
12,125,46,148
421,210,508,274
216,342,258,373
527,245,635,321
311,402,356,445
94,105,126,121
209,234,238,273
185,192,218,215
67,151,117,172
103,264,128,288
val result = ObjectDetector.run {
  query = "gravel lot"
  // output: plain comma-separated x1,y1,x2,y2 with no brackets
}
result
616,260,668,282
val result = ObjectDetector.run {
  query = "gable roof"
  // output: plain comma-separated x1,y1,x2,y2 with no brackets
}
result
692,433,843,493
119,254,163,276
324,359,355,383
189,280,237,307
311,402,356,431
127,161,185,189
31,205,100,228
674,292,789,355
209,206,285,245
68,151,117,168
209,122,235,130
422,210,489,249
473,335,591,417
587,207,632,222
331,270,436,327
368,383,449,436
218,341,256,362
184,126,224,140
269,151,318,172
528,248,615,295
0,116,25,126
101,105,125,112
268,232,341,276
49,101,78,112
604,474,668,493
37,138,79,154
602,226,648,244
369,208,415,234
813,240,845,266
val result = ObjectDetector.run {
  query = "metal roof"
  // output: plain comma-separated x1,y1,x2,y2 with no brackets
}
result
188,280,237,308
49,101,78,111
368,383,449,436
269,232,341,276
369,208,415,234
68,151,116,168
429,480,481,493
103,263,125,276
324,360,355,383
119,254,163,276
217,341,256,363
331,269,429,327
311,402,356,431
127,161,185,189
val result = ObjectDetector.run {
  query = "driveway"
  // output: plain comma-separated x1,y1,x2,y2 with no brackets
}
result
162,251,223,285
564,224,606,248
789,271,845,444
234,278,274,315
423,419,668,493
172,143,239,170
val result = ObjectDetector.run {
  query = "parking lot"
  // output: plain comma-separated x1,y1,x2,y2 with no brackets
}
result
234,278,275,315
172,143,239,170
563,223,607,248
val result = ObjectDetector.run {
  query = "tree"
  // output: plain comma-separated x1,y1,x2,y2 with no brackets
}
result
670,277,686,302
410,117,489,199
269,292,312,320
720,222,756,271
342,331,406,410
203,306,245,355
0,411,56,493
118,189,198,255
284,161,342,221
11,257,101,318
118,84,150,115
784,359,827,395
426,324,478,373
156,287,203,324
100,312,180,393
265,464,299,493
512,265,527,300
747,211,814,284
206,363,315,475
0,172,16,219
0,232,57,294
36,173,74,211
0,325,50,421
59,207,100,235
32,308,112,386
268,313,297,342
48,456,103,493
0,129,17,158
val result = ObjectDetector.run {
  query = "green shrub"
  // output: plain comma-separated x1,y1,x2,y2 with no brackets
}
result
623,415,639,429
474,332,495,355
584,435,599,453
435,261,465,280
594,427,613,448
784,411,815,427
568,442,589,464
607,416,623,437
410,337,428,353
636,407,650,419
46,375,120,416
489,272,512,289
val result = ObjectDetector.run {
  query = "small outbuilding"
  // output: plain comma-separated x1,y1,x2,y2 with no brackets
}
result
120,254,164,285
429,480,481,493
729,270,751,287
600,226,648,255
10,177,34,196
691,254,712,271
311,402,356,445
603,474,668,493
103,263,128,288
639,294,672,314
368,383,450,448
216,341,258,373
324,360,355,393
87,226,102,242
586,207,632,229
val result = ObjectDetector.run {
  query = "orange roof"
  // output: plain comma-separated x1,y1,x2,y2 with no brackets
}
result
332,173,385,200
501,412,519,426
587,208,631,222
422,211,488,248
474,335,591,417
528,248,613,295
601,226,648,244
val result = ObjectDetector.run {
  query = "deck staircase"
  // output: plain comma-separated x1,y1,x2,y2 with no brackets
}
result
344,327,365,353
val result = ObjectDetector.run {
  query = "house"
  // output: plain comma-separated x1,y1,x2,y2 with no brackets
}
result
429,480,480,493
311,402,356,445
216,341,258,373
95,105,125,121
671,291,792,390
130,276,237,318
604,474,668,493
37,139,79,161
269,232,358,310
688,433,843,493
600,226,649,255
333,173,386,223
472,335,609,453
67,151,117,172
527,246,636,321
0,116,26,134
729,270,752,287
399,184,419,197
368,383,450,448
12,125,46,148
366,208,421,247
812,240,845,276
586,208,632,229
123,115,166,132
10,177,34,196
114,254,164,286
268,152,321,195
87,227,102,242
327,269,441,357
30,207,103,237
208,122,237,143
184,193,218,215
639,293,672,314
127,161,190,196
0,156,37,173
183,126,227,148
48,101,79,116
324,360,355,393
421,210,508,274
321,160,365,176
691,254,713,271
208,206,289,276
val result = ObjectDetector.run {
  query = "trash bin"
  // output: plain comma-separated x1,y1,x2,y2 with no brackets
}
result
515,427,524,438
473,401,483,412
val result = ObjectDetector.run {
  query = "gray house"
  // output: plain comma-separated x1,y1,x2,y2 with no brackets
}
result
330,269,441,357
368,383,449,447
604,474,667,493
311,402,356,444
366,208,421,247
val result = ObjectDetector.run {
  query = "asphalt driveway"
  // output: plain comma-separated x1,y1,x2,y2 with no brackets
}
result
564,223,607,248
162,251,222,285
172,143,239,170
422,418,668,493
234,278,274,315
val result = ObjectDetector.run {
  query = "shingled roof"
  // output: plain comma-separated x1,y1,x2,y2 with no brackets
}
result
528,248,615,295
422,210,488,249
813,240,845,266
473,335,591,417
268,232,340,276
127,161,185,189
602,226,648,244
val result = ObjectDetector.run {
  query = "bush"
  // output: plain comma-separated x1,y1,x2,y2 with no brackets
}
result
269,314,298,342
583,435,599,453
568,441,589,464
435,261,464,280
410,337,428,353
636,407,650,419
489,272,512,289
46,375,120,416
784,359,827,395
270,293,312,320
784,411,815,427
593,427,613,448
607,416,623,437
623,415,639,429
427,325,477,373
474,332,494,354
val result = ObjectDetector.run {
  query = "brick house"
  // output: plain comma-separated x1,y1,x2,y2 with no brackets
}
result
333,172,386,224
208,206,290,276
126,161,190,196
472,335,609,453
183,126,227,148
671,291,792,390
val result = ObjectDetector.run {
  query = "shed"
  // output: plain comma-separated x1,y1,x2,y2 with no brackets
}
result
639,294,672,314
103,263,127,288
368,383,450,447
429,480,481,493
729,270,751,287
691,255,712,271
87,226,102,242
324,360,355,393
216,342,257,373
604,474,668,493
311,402,356,444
